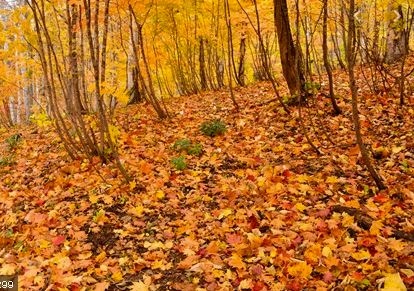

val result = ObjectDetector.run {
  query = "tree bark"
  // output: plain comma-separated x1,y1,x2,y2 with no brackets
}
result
322,0,341,114
199,37,207,90
273,0,305,96
385,3,409,64
347,0,385,190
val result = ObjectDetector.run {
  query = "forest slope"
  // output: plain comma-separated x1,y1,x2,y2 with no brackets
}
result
0,66,414,290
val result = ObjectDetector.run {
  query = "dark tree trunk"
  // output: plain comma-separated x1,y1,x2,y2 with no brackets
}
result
273,0,305,96
199,37,207,90
322,0,341,114
237,36,246,86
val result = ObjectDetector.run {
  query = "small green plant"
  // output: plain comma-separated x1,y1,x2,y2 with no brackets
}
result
282,95,297,105
200,119,227,137
173,139,203,156
0,155,15,167
5,133,22,151
187,143,203,156
171,156,187,170
173,139,192,152
303,81,321,94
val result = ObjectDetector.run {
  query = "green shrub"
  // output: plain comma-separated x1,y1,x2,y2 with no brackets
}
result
303,81,321,94
187,143,203,156
173,139,192,152
0,155,15,167
5,133,22,151
173,139,203,156
171,156,187,171
200,119,227,137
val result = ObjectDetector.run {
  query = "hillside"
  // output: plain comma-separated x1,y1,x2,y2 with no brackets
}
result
1,65,414,290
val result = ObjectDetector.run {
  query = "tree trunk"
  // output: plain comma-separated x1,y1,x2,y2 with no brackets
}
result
199,37,207,90
224,0,239,111
347,0,385,190
322,0,341,114
385,3,409,63
237,36,246,86
273,0,305,96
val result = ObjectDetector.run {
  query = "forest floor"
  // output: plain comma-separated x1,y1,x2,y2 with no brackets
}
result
0,63,414,291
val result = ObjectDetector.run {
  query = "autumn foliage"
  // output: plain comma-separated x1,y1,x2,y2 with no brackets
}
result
0,0,414,290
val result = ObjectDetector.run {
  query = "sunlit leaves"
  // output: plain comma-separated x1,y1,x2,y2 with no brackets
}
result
288,261,312,279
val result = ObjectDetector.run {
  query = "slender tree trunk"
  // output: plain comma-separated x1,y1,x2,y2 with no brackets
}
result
199,37,208,90
224,0,239,111
237,35,246,86
322,0,341,114
347,0,385,190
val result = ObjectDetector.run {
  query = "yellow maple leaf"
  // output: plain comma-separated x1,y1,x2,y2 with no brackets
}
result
400,269,414,278
257,177,266,187
273,145,284,152
0,263,16,275
304,243,321,263
89,194,99,204
322,246,332,258
351,250,371,261
341,213,354,227
93,209,107,224
228,253,246,270
38,239,50,249
108,124,120,144
370,220,383,235
111,271,123,282
295,202,306,212
326,176,338,183
381,273,406,291
361,263,374,271
129,205,144,217
155,190,165,200
151,260,164,269
392,146,404,154
387,239,407,252
288,261,312,278
129,281,149,291
266,183,284,194
95,251,106,263
296,175,309,183
346,199,360,208
218,208,233,219
129,181,137,191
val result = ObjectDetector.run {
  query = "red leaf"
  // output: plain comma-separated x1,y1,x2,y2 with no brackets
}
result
233,278,241,288
315,208,330,218
373,194,388,203
323,271,334,283
52,235,65,246
226,233,243,245
316,220,328,232
251,264,264,275
282,169,291,177
248,215,260,229
197,247,207,257
252,281,266,291
286,281,302,291
35,199,45,206
351,272,364,282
